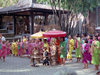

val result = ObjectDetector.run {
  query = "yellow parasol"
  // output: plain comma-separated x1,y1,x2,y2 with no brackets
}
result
31,31,44,39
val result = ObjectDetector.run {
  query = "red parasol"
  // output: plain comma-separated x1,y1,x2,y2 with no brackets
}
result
43,29,66,37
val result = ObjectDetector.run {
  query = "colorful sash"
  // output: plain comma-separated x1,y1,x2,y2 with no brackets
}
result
82,43,86,54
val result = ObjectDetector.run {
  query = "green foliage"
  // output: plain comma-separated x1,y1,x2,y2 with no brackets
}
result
36,0,50,4
36,0,99,16
0,0,18,7
0,0,99,16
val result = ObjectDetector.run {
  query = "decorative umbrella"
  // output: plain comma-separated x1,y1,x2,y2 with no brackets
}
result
31,31,44,39
43,29,66,37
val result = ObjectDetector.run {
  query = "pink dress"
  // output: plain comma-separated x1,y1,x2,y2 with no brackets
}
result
7,43,11,55
25,41,29,54
88,39,92,62
39,42,43,52
1,43,7,57
82,43,91,64
28,43,32,55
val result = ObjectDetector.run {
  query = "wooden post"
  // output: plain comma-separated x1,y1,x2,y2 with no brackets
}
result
13,15,16,35
96,6,99,27
0,16,2,29
29,11,34,34
32,0,36,3
45,13,48,25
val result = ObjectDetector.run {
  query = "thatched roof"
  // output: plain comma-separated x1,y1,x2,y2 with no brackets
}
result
0,0,69,15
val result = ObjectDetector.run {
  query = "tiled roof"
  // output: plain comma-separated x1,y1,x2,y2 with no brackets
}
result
0,0,68,14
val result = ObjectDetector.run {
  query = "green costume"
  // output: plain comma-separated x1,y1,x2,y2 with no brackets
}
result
75,37,82,58
59,41,66,58
0,43,1,49
91,41,100,65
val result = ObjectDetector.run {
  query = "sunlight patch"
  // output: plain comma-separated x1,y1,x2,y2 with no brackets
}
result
0,69,32,72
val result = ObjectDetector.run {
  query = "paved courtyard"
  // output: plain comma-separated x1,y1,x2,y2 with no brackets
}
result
0,56,99,75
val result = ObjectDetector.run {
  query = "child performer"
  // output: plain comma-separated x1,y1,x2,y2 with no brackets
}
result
30,47,35,66
30,47,39,67
1,41,7,62
82,39,90,69
43,47,49,66
67,35,74,62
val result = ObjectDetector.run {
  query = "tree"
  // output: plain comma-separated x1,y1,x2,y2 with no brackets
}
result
36,0,99,34
0,0,18,7
37,0,99,16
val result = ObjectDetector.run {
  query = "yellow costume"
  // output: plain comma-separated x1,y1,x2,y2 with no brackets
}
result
23,38,27,42
67,39,74,59
11,42,17,55
44,43,49,52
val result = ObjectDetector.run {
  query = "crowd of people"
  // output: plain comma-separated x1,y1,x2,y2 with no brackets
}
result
0,33,100,71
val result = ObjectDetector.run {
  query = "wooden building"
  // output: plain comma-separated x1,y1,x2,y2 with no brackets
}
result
88,6,100,33
0,0,68,36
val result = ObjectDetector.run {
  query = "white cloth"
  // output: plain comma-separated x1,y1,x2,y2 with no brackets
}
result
1,36,6,42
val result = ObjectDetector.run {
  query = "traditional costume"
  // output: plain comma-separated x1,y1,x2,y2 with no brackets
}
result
67,39,74,59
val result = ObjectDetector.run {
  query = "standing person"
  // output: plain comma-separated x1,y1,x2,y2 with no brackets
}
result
87,35,93,46
0,39,2,59
43,47,49,66
11,40,17,56
82,39,90,69
75,34,82,63
67,35,74,62
20,39,24,56
17,39,21,56
28,40,32,55
98,36,100,65
38,39,43,62
59,37,66,65
50,41,57,65
81,33,87,45
23,36,27,43
24,38,29,54
55,37,61,64
87,35,92,64
43,38,49,52
39,39,43,53
65,37,68,60
6,41,11,56
91,36,100,70
30,47,39,67
1,41,7,62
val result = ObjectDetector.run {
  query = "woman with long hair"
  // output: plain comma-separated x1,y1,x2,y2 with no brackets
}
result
59,37,66,65
91,35,100,70
67,35,74,62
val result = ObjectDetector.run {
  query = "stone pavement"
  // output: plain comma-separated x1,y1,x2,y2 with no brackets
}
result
0,56,99,75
